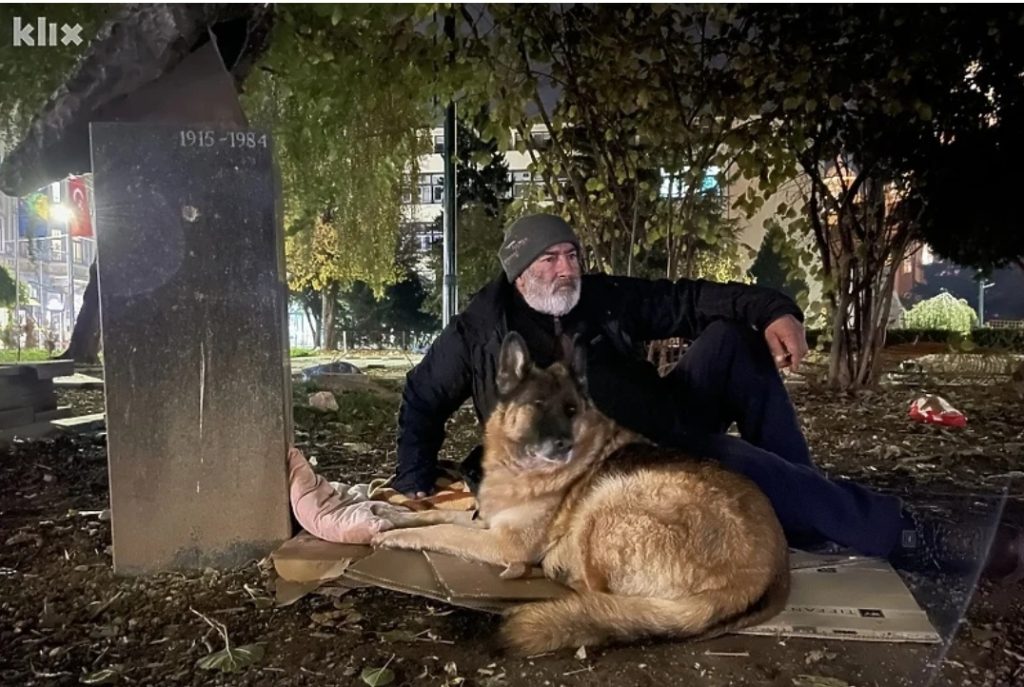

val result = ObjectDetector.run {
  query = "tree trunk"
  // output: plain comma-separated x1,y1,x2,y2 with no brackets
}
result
827,258,851,388
321,283,338,350
57,259,101,364
304,304,321,349
853,265,896,387
825,174,906,391
830,247,885,391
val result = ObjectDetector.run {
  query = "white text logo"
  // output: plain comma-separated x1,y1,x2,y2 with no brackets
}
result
12,17,83,47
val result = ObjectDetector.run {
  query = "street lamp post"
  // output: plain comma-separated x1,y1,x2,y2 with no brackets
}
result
978,277,996,326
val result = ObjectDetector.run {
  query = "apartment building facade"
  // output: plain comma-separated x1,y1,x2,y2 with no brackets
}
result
0,178,96,349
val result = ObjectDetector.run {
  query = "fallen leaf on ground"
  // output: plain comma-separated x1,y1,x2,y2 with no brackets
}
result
793,676,851,687
79,667,122,684
378,629,418,643
361,666,395,686
195,644,264,673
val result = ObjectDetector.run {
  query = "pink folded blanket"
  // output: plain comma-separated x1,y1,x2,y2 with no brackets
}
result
287,447,407,544
288,447,478,545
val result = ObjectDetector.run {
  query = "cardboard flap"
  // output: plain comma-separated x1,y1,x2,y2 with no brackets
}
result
270,531,371,582
785,563,927,612
426,552,569,601
739,556,941,643
741,608,940,643
344,550,447,598
788,549,890,571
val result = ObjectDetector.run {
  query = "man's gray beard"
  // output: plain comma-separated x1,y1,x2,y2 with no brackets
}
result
520,276,581,316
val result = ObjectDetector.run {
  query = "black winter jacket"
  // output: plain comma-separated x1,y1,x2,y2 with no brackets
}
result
393,273,802,494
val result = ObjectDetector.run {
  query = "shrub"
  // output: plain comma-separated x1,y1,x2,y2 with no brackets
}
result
972,328,1024,351
806,327,1024,351
903,293,978,333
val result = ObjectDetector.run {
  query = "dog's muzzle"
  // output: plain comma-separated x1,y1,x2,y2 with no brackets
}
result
532,438,574,463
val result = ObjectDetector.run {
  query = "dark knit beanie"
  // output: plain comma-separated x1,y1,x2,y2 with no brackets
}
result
498,214,581,282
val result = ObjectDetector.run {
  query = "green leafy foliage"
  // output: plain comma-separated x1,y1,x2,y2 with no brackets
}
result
0,5,115,150
907,9,1024,272
903,293,978,333
426,202,505,315
0,266,24,308
243,5,439,296
972,328,1024,351
732,5,1024,388
447,109,513,218
335,274,439,339
419,116,512,314
748,223,810,307
458,5,775,279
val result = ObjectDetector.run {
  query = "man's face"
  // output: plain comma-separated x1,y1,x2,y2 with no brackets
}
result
514,242,582,316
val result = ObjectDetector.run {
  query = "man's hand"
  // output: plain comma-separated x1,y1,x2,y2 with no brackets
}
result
764,314,808,372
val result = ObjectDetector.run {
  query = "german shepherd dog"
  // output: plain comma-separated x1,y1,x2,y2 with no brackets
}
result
373,332,789,655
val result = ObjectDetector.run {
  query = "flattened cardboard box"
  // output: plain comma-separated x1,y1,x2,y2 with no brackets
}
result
272,533,940,643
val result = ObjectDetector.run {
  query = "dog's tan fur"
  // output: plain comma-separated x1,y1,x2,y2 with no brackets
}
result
374,333,789,655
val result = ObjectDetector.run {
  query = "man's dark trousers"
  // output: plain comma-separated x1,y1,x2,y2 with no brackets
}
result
660,320,904,557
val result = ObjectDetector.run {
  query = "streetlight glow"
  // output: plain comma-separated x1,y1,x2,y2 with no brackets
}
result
50,205,74,223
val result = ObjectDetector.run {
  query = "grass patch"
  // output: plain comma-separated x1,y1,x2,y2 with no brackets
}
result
0,348,54,362
293,381,401,436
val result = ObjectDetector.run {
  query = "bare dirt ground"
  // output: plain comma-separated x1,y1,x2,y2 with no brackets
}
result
1,358,1023,687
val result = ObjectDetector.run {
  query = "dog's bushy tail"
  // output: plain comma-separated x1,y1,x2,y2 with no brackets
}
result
500,571,789,655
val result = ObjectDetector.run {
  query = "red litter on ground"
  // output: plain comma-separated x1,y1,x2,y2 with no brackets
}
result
909,395,967,428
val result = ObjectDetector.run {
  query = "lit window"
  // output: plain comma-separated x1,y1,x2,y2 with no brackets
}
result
659,166,720,198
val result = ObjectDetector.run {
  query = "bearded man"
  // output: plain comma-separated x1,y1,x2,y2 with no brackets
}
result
390,213,1024,581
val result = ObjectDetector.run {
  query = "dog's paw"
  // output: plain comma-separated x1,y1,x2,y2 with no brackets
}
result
499,562,529,579
371,529,424,550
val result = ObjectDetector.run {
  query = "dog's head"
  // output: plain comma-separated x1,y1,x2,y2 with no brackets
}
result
486,331,589,471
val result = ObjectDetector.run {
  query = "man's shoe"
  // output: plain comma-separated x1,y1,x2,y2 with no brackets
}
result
892,511,1024,583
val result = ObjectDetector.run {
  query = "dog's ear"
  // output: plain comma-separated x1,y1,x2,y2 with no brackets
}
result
497,332,531,396
569,335,587,394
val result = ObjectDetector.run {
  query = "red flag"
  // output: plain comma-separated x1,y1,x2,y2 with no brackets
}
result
69,176,93,237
